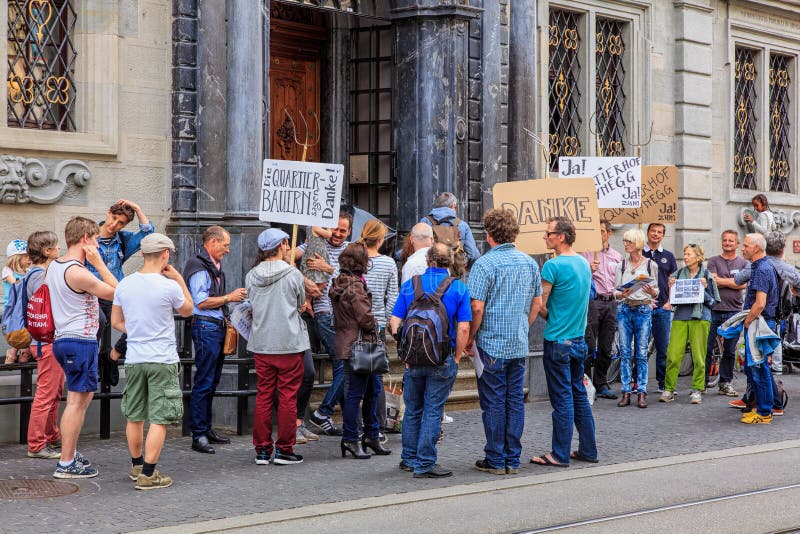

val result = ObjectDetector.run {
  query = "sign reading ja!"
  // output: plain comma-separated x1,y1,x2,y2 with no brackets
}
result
600,165,678,224
259,159,344,227
493,178,602,255
558,156,642,209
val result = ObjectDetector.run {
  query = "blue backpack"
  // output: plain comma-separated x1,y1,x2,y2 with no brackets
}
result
2,267,43,349
399,276,455,366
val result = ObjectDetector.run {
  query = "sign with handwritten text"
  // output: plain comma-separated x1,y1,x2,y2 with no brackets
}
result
259,159,344,227
599,166,678,224
558,156,641,209
493,178,602,254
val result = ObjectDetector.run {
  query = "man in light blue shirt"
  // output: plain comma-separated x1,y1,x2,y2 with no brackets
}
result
467,208,542,475
532,217,597,468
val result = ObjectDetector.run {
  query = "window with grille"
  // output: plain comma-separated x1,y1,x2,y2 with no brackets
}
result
7,0,77,130
769,54,791,193
595,17,626,157
548,9,582,171
349,26,395,223
733,47,758,190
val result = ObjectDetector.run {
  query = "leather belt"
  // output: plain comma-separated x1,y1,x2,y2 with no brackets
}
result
623,300,650,308
192,316,226,327
596,294,615,302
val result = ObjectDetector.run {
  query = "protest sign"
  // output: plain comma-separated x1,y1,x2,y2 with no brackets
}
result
259,159,344,227
599,165,678,224
493,178,602,255
558,156,641,209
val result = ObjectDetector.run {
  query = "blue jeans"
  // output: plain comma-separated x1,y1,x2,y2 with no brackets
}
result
342,362,381,442
617,304,652,394
189,318,226,438
476,348,526,470
542,338,597,465
401,355,458,474
651,307,672,388
745,318,776,416
315,314,344,417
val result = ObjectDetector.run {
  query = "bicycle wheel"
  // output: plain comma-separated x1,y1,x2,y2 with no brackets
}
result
607,331,621,383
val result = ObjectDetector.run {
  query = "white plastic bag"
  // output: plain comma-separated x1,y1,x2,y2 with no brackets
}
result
583,374,596,405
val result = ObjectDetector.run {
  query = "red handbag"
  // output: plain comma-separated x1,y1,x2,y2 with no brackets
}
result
27,282,55,343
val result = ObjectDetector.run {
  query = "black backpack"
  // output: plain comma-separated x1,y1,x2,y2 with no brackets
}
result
772,266,795,321
399,276,455,366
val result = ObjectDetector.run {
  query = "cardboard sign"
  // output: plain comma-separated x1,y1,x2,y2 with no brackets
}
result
259,159,344,227
558,156,642,208
600,166,678,224
493,178,602,255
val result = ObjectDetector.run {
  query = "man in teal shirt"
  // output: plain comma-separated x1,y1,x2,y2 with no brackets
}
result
531,216,597,468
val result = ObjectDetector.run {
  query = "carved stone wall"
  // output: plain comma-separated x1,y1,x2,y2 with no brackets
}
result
0,156,90,205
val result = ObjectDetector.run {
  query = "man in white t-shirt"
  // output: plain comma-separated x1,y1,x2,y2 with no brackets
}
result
401,223,434,284
111,233,193,490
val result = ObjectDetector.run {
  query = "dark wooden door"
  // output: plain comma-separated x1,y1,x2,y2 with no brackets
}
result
270,55,320,162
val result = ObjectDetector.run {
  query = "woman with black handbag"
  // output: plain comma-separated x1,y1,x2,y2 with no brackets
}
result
329,243,391,459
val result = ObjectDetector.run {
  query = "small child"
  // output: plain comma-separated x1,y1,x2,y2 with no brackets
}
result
299,226,333,315
3,239,31,364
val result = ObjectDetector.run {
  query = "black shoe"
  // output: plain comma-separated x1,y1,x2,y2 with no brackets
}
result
414,464,453,478
399,461,413,472
207,429,231,444
273,449,303,465
191,435,216,454
308,412,343,436
362,436,392,455
341,440,371,459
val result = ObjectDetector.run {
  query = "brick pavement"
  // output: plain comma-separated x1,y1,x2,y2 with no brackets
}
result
2,372,800,533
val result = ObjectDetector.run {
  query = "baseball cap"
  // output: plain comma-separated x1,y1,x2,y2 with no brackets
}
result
257,228,290,251
6,239,27,257
140,233,176,254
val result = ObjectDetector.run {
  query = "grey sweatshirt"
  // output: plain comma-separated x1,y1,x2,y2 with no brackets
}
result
245,260,310,354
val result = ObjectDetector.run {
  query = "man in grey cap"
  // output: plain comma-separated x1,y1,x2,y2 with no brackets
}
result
111,233,194,490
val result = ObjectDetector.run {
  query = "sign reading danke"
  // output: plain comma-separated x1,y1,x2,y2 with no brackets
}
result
259,159,344,227
558,156,642,209
493,178,602,255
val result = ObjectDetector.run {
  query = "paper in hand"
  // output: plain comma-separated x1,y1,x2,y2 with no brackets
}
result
469,344,484,379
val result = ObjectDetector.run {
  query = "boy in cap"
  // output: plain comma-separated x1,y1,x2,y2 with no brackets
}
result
247,228,310,465
111,233,194,489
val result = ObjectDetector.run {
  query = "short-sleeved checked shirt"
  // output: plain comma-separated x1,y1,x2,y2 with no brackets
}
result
467,243,542,359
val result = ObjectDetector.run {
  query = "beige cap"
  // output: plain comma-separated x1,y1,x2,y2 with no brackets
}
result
140,233,176,254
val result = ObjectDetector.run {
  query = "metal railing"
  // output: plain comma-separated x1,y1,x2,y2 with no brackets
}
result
0,316,334,444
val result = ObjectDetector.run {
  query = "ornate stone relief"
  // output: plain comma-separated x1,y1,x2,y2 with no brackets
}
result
0,155,90,204
738,207,800,234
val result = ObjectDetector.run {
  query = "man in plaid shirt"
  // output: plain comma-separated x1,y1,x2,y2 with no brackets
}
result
467,208,542,475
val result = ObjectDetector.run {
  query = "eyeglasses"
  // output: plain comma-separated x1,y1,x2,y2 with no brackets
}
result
544,231,563,237
623,239,634,244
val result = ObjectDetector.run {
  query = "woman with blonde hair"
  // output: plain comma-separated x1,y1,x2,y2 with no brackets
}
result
660,244,719,404
614,229,659,408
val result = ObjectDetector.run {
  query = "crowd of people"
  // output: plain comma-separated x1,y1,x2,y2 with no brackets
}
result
2,191,788,490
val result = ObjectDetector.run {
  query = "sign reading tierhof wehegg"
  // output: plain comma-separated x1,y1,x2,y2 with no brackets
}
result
600,165,678,224
558,156,642,209
259,159,345,227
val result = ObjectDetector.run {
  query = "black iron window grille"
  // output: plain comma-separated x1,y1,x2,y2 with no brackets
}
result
595,17,626,157
548,9,582,171
7,0,77,130
349,26,395,223
733,47,758,190
768,53,791,193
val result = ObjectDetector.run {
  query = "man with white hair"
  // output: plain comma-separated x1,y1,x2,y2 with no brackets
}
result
402,223,434,283
739,233,778,424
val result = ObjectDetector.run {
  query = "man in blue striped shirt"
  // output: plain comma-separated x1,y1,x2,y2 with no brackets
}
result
467,209,542,475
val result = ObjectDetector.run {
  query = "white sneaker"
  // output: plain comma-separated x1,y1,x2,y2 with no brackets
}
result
442,413,454,424
690,391,702,404
295,427,308,445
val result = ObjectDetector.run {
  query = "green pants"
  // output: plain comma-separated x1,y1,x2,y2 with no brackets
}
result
664,319,710,392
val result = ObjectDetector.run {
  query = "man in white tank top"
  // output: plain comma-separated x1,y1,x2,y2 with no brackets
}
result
50,217,117,479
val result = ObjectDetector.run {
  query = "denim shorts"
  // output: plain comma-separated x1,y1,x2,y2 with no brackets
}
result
53,338,99,393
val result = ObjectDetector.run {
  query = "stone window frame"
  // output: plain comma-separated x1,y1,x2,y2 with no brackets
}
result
0,1,119,155
539,0,650,177
729,29,798,203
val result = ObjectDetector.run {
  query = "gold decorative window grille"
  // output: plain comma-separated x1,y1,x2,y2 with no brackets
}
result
768,53,791,193
7,0,77,130
733,47,758,190
548,9,582,171
595,18,626,157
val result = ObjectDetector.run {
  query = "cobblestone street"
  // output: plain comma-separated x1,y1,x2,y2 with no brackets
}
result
2,371,800,533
